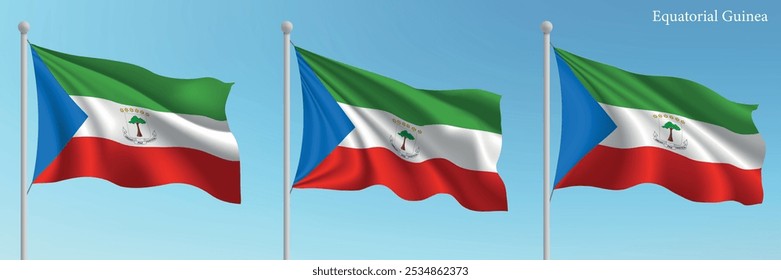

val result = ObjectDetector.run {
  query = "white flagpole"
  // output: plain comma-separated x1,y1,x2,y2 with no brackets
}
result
281,20,293,260
19,21,30,261
541,20,552,260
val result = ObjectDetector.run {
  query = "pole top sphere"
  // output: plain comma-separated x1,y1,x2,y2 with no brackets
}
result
19,21,30,34
541,21,553,34
281,21,293,34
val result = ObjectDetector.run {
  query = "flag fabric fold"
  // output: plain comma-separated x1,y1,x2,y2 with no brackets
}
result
293,46,507,211
30,44,241,203
553,47,764,204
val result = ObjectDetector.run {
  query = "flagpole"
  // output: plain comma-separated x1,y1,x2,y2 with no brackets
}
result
281,20,293,260
19,21,30,261
541,20,552,260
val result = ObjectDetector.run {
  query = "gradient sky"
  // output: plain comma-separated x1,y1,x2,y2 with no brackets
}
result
0,0,778,259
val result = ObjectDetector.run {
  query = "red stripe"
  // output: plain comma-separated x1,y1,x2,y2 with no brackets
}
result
556,145,763,204
293,147,507,211
34,137,241,203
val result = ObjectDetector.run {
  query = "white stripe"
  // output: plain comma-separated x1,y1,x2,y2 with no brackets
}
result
599,104,764,170
70,96,239,161
337,104,501,172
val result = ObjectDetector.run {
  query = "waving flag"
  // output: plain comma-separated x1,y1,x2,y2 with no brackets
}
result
553,47,764,204
293,46,507,211
30,44,241,203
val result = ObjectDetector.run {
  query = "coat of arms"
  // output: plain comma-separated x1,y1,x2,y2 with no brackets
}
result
121,107,157,144
652,113,687,150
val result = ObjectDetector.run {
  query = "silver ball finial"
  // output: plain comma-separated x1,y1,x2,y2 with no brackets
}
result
541,21,553,34
18,21,30,34
281,21,293,34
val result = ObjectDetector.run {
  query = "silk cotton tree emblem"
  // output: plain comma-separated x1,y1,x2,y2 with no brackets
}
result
652,113,687,150
122,107,157,144
389,118,421,159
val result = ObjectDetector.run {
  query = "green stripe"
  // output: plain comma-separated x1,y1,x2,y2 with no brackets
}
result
296,46,502,134
555,47,759,134
32,44,232,121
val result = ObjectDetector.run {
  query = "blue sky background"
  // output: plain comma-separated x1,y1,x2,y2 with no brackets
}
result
0,0,778,259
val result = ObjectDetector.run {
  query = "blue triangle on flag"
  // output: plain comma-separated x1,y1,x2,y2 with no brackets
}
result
31,46,88,181
293,49,355,184
553,49,617,187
